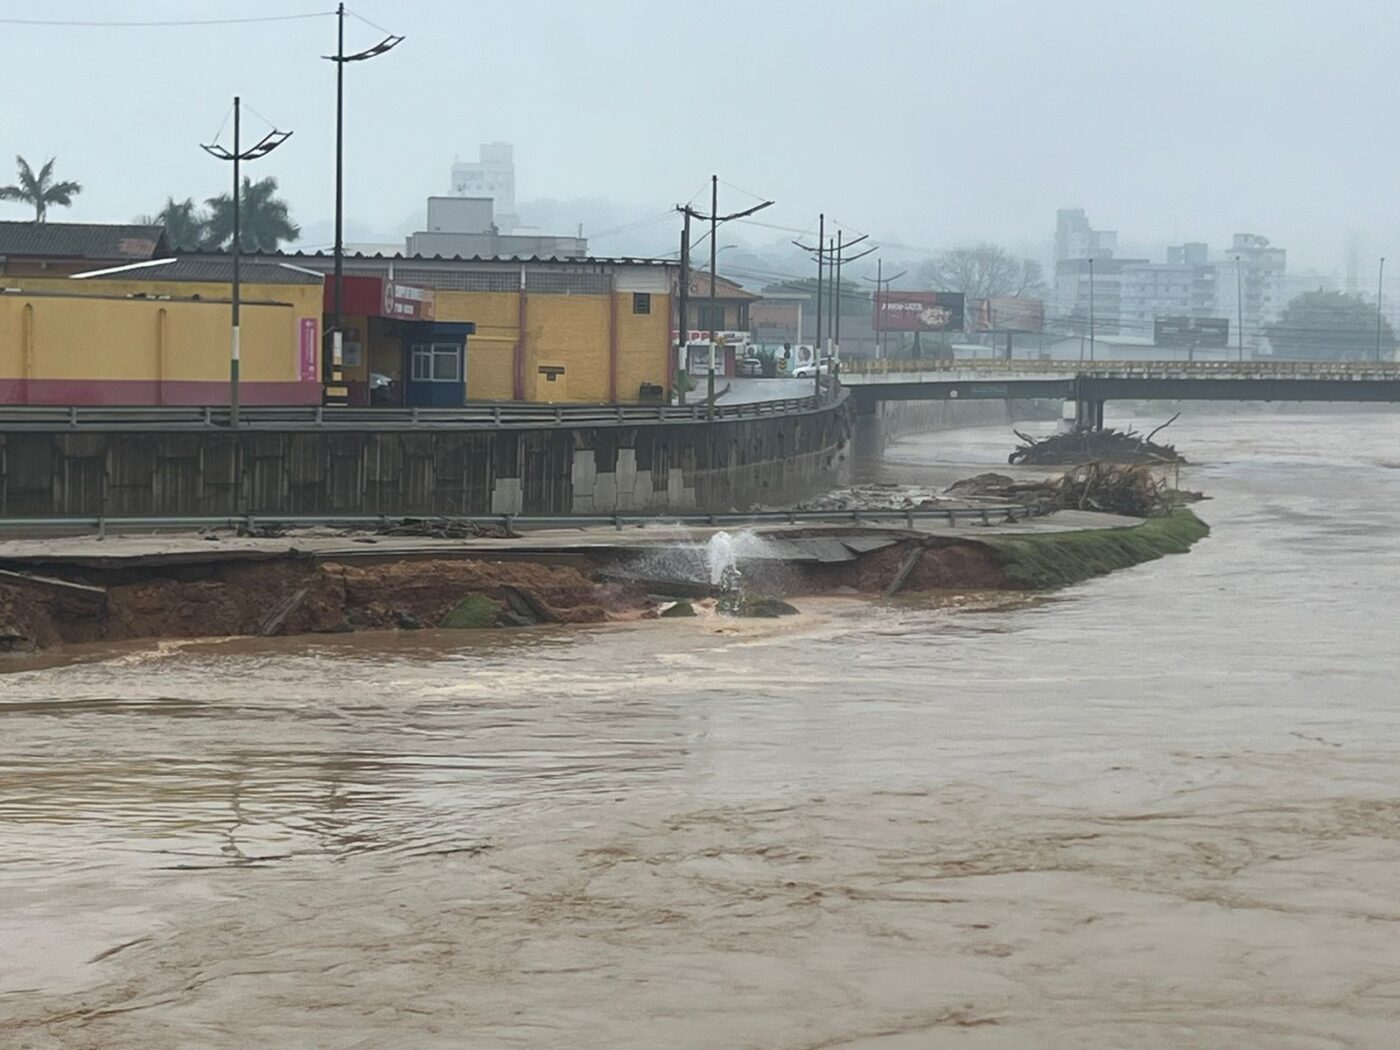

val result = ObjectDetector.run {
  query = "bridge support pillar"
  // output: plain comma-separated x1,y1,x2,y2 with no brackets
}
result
1065,397,1105,431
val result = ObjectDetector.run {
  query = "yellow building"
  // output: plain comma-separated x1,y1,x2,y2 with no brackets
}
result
1,259,323,405
1,240,679,407
265,253,677,406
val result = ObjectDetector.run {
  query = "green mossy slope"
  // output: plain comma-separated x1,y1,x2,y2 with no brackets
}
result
981,510,1210,591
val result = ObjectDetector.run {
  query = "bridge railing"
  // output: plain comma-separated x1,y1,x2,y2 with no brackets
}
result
0,391,842,431
842,357,1400,379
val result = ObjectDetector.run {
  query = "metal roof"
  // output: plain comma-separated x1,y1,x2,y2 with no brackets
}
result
180,248,676,269
71,257,324,285
0,220,169,261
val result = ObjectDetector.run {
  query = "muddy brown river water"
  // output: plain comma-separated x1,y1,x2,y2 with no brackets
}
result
3,410,1400,1049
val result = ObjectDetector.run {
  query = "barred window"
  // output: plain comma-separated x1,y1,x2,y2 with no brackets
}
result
633,292,651,315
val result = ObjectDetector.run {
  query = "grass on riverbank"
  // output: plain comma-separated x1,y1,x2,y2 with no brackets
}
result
981,510,1210,591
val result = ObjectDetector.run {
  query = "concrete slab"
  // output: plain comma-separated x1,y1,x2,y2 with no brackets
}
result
0,510,1145,569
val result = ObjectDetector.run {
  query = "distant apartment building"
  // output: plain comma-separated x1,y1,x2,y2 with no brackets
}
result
1118,243,1217,335
1055,208,1117,261
450,142,519,232
406,196,586,259
1054,257,1147,336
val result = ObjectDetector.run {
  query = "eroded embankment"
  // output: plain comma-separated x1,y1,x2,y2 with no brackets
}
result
0,512,1209,654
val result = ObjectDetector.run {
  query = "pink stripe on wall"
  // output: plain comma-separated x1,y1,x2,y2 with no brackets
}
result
0,379,324,406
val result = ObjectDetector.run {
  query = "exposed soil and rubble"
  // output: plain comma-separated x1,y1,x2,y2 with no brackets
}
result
0,466,1208,656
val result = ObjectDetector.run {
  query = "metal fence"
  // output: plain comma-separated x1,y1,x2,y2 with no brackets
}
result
0,392,838,432
0,503,1048,537
842,358,1400,379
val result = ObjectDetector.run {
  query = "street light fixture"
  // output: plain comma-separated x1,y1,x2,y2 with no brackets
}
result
323,2,404,403
201,96,292,427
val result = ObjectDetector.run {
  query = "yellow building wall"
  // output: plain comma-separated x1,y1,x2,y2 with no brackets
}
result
426,288,671,403
0,292,316,406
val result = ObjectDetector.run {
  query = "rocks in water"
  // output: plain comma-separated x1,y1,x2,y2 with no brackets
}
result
660,600,697,617
717,594,799,618
440,594,507,629
395,611,424,630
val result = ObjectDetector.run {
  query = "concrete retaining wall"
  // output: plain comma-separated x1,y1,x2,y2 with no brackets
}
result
0,400,853,519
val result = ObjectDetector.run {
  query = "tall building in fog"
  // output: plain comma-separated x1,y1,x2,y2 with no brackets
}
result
450,142,518,232
1054,208,1117,261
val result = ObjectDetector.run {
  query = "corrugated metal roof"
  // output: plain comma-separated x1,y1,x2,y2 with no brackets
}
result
181,248,677,269
72,257,323,285
0,220,168,261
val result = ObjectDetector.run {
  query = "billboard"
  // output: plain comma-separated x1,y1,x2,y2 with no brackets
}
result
873,291,965,332
973,297,1045,333
1154,316,1229,349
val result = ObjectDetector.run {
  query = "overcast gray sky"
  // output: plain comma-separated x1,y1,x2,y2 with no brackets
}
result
3,0,1396,272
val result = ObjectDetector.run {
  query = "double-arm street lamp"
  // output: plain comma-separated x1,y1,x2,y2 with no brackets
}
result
201,96,292,427
323,2,403,402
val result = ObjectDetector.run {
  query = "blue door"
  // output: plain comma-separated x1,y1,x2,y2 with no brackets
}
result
402,323,475,407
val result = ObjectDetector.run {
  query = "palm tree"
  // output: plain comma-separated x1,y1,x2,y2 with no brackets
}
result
0,155,83,222
204,176,300,252
136,197,209,250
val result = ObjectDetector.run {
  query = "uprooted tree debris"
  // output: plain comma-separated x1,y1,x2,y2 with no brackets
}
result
1008,415,1185,466
947,463,1199,518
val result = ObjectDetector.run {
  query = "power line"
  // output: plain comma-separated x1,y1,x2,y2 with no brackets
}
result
0,11,332,27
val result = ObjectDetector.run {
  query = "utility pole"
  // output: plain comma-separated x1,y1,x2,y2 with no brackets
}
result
1087,256,1096,362
1235,255,1246,361
709,176,719,417
1378,256,1386,363
796,224,874,394
201,97,291,427
676,178,771,419
676,213,690,404
814,215,823,401
862,259,907,360
831,230,874,372
324,3,403,404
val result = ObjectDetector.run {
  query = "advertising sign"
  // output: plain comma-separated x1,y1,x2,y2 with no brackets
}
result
298,317,319,381
873,291,965,332
382,281,437,321
1154,316,1229,349
973,297,1045,332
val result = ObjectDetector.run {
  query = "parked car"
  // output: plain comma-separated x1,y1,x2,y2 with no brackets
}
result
790,360,831,378
737,356,764,377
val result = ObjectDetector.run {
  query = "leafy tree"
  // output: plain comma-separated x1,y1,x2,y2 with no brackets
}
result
203,176,300,252
1267,290,1395,361
0,155,82,222
136,197,208,250
916,244,1046,300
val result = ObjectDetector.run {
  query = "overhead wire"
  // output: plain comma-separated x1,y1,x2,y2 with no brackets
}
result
0,11,332,27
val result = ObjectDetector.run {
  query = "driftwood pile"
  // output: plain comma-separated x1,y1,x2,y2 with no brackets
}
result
1009,415,1184,466
947,464,1190,518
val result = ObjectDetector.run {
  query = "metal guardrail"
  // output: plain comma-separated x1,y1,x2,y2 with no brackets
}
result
0,392,842,431
0,503,1047,537
842,358,1400,379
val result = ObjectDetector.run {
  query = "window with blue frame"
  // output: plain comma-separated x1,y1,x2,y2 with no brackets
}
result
410,343,460,382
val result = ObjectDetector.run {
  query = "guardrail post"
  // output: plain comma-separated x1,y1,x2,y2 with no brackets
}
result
555,407,564,425
68,406,78,428
981,508,990,525
905,508,913,529
947,509,956,527
613,513,622,531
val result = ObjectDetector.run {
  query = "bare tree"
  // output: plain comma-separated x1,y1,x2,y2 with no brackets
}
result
917,244,1046,300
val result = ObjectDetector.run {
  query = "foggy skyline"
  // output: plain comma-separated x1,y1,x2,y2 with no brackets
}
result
4,0,1398,274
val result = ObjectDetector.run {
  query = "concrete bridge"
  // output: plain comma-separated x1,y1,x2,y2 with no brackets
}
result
839,359,1400,428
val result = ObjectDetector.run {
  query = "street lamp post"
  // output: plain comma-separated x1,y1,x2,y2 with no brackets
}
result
1235,255,1245,362
1087,257,1095,362
201,97,292,427
324,2,403,403
676,177,772,420
1377,257,1386,363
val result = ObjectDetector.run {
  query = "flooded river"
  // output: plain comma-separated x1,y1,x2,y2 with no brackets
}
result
4,410,1400,1049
